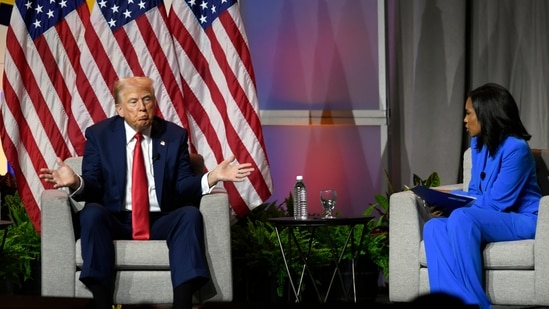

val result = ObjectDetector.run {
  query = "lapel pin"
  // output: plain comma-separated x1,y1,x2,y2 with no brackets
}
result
161,141,165,146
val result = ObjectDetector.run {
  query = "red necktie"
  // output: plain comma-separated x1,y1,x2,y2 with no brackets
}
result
132,133,150,240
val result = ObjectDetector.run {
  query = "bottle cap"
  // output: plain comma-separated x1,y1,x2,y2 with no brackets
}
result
296,175,303,180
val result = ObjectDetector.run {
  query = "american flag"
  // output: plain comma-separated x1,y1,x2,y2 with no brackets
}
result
1,0,272,231
169,0,273,218
1,0,91,231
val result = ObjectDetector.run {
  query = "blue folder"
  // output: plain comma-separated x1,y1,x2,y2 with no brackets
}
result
410,185,475,216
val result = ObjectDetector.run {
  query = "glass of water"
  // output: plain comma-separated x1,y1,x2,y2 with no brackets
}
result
320,189,337,219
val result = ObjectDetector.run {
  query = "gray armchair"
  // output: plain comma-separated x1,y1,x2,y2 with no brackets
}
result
389,148,549,306
40,155,233,305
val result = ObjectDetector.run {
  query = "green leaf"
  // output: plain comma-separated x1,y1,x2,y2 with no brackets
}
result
0,193,41,289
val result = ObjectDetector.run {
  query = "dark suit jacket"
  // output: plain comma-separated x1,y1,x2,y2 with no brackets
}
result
73,116,203,212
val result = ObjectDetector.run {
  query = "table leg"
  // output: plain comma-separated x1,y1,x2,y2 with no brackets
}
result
274,226,324,303
289,227,323,302
323,224,354,302
273,226,299,301
350,225,367,303
323,223,368,303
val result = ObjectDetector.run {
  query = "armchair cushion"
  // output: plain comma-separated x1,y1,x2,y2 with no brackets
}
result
418,239,535,270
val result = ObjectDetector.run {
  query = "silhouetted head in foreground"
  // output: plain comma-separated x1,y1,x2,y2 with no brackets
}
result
413,292,479,308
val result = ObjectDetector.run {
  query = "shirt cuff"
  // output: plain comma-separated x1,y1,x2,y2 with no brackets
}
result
68,174,85,197
201,171,216,195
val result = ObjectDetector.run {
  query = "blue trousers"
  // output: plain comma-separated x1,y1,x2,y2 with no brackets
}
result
78,204,210,291
423,207,537,309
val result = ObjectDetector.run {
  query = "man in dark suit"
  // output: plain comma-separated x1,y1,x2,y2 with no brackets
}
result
39,76,254,309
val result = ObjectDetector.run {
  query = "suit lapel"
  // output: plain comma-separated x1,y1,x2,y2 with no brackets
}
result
151,119,167,204
111,118,128,201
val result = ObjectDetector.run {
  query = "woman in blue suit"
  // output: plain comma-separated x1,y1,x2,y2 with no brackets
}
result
423,83,542,309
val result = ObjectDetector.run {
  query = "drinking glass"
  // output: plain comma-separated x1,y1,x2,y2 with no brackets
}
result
320,189,337,219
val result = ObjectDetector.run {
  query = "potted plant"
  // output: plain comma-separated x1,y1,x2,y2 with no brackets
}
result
0,192,41,294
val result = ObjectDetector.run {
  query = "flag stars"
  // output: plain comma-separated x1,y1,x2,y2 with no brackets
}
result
200,1,208,10
97,0,153,30
186,0,234,28
110,4,120,14
20,0,88,38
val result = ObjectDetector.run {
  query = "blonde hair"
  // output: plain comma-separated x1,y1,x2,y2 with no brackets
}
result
113,76,155,105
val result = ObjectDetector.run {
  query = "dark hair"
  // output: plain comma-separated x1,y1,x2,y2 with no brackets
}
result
469,83,531,156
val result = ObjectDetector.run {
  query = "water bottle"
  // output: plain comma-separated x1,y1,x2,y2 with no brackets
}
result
293,175,308,219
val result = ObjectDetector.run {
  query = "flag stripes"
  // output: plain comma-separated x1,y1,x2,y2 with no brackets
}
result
168,1,272,217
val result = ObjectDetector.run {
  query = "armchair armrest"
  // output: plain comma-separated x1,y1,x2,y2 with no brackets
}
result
197,189,233,301
41,189,77,297
388,190,425,302
535,195,549,303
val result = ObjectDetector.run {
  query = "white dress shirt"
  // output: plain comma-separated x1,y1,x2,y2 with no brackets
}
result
123,122,214,212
